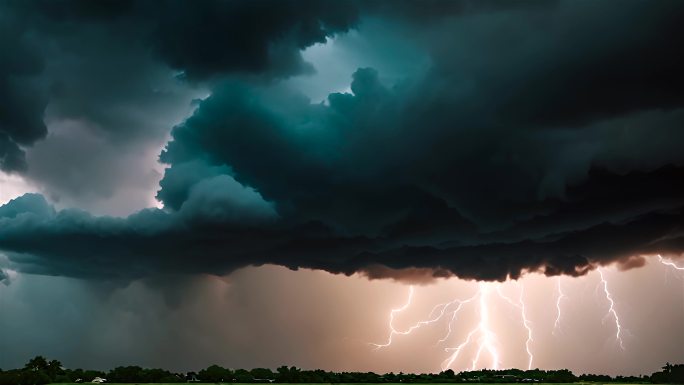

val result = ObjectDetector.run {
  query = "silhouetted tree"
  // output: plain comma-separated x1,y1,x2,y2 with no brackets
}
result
198,364,233,383
652,363,684,383
251,367,275,381
2,355,683,384
24,356,48,372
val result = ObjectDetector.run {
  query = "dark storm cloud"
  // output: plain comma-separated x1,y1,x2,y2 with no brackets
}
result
0,0,552,176
362,0,551,23
422,1,684,129
0,0,367,208
0,179,682,282
146,1,360,80
0,14,47,172
1,0,684,281
11,0,362,80
14,0,539,80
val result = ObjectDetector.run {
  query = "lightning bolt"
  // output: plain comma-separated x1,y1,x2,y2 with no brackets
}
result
495,284,534,369
371,286,472,350
518,287,534,370
372,286,475,350
657,254,684,310
373,282,505,371
442,283,500,371
597,268,625,350
470,283,500,370
658,254,684,271
441,324,479,371
371,285,415,349
436,293,479,345
374,267,638,371
375,282,543,371
553,277,566,335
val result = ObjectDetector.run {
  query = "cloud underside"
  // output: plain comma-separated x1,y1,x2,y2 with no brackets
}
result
1,166,683,282
1,0,684,281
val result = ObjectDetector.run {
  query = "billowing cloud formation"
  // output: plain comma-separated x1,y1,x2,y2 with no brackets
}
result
0,0,683,281
0,14,47,172
0,0,546,179
0,269,11,285
11,0,361,79
0,0,362,188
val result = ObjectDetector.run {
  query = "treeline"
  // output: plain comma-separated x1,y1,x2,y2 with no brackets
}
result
1,356,682,384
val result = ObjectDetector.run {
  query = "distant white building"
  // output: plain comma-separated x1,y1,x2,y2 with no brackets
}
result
91,377,107,383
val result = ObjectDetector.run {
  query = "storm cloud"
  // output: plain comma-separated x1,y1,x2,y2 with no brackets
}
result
1,0,684,282
0,269,11,285
0,13,47,172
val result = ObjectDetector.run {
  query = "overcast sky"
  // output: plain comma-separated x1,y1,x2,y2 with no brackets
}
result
1,0,683,376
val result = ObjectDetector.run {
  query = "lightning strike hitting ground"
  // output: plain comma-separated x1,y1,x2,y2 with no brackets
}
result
495,285,534,369
517,288,534,370
597,268,625,350
469,284,500,370
373,283,512,371
658,254,684,271
441,325,479,371
442,283,501,371
374,265,646,371
553,277,566,335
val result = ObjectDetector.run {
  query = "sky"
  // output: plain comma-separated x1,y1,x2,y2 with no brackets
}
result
1,0,683,376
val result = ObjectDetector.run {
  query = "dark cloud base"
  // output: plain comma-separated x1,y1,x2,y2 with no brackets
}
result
1,166,682,282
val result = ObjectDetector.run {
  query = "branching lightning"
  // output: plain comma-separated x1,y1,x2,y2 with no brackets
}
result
553,277,565,335
518,288,534,370
441,283,501,371
495,285,534,369
658,254,684,271
436,294,479,345
374,282,538,371
597,268,625,350
371,285,416,349
371,258,684,370
469,284,500,370
658,254,684,309
372,286,476,350
441,324,479,371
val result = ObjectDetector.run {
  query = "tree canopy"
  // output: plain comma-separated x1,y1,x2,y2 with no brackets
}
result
0,356,681,384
